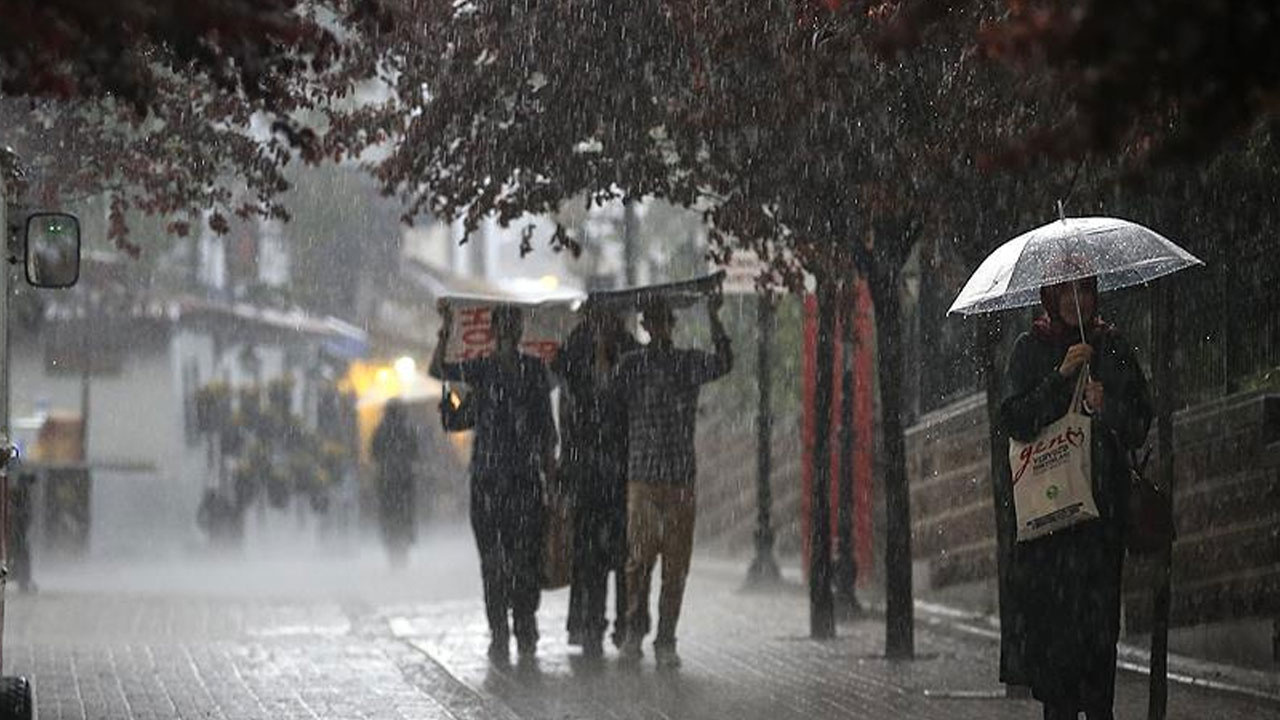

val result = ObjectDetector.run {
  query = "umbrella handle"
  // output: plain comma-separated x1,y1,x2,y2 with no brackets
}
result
1070,363,1091,414
1071,280,1088,346
1069,280,1097,385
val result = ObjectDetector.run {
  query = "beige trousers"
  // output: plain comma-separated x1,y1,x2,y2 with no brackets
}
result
624,482,696,646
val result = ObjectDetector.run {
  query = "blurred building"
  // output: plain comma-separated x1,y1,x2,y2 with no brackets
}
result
9,260,366,558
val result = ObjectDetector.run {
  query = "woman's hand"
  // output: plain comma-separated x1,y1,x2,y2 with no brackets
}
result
430,305,453,378
1058,343,1093,377
1084,380,1105,412
437,306,453,342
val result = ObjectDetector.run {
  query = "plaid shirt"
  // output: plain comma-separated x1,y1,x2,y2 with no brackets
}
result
611,338,732,487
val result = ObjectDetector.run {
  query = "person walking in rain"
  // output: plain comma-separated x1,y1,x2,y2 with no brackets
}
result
1001,276,1152,720
612,290,732,668
432,305,557,664
371,398,419,569
551,306,639,658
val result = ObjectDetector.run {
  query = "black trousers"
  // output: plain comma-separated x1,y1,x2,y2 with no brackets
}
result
470,479,543,644
567,498,628,644
8,476,31,590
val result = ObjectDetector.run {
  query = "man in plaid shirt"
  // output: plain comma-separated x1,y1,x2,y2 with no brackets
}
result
611,290,732,668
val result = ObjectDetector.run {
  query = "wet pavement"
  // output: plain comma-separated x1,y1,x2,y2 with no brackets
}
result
3,530,1277,720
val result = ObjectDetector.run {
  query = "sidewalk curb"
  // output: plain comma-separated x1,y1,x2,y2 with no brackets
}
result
912,600,1280,708
697,554,1280,707
388,616,525,720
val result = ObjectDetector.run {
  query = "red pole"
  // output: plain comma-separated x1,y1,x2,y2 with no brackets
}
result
801,294,818,579
806,285,875,584
853,278,875,579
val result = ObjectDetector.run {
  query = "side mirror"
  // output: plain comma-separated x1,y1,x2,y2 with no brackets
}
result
25,212,80,288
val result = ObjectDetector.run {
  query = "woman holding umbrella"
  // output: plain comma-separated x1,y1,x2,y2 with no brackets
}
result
951,214,1199,719
1001,274,1152,720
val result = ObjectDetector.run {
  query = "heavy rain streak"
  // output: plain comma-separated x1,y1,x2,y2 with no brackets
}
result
0,3,1277,720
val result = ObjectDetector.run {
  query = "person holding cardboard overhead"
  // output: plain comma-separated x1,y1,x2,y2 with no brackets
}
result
432,305,558,665
611,289,733,669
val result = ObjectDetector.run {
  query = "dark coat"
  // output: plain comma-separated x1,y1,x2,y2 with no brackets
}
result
440,353,556,482
372,408,420,541
551,322,638,509
999,324,1152,711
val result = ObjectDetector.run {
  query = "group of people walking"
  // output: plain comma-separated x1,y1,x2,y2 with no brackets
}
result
428,291,732,668
374,268,1152,716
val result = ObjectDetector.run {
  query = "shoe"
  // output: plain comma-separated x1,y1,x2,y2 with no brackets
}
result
654,642,681,670
618,636,643,665
517,636,537,659
487,638,510,665
513,615,538,655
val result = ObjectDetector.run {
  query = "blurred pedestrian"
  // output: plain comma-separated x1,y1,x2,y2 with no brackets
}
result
8,471,36,593
432,305,558,664
551,306,638,658
613,291,732,669
372,398,419,568
1001,276,1152,720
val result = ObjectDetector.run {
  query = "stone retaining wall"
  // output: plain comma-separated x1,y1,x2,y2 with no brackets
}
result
906,390,1280,634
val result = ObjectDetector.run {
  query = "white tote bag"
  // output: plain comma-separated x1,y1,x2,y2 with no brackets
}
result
1009,371,1098,542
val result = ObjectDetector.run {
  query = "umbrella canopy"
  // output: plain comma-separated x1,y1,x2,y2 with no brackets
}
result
948,216,1203,316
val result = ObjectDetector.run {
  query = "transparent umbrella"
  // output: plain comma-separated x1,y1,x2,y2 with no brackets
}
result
947,215,1204,319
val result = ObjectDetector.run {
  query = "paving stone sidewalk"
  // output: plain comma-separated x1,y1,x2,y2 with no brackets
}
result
1,547,1277,720
3,593,449,720
386,561,1279,720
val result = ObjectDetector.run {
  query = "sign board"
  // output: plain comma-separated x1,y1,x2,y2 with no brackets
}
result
435,272,726,370
715,251,767,294
437,296,580,366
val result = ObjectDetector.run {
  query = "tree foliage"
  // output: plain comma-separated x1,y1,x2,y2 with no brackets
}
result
330,0,708,255
0,0,357,250
0,0,338,113
331,1,1062,277
889,0,1280,165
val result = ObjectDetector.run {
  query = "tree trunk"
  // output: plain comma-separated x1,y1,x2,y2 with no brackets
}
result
980,314,1022,689
623,199,640,286
1149,280,1177,720
809,277,837,639
747,293,781,585
869,262,914,659
835,300,860,615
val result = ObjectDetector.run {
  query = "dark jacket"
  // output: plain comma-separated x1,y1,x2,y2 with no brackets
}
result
372,406,420,538
551,322,638,508
439,352,556,495
999,324,1152,710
